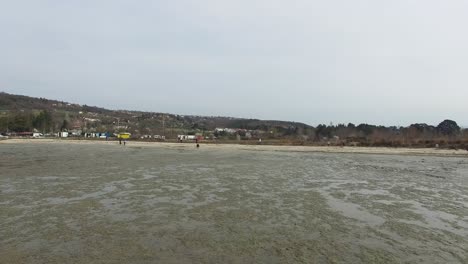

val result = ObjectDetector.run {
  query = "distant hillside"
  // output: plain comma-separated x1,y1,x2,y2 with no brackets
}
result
1,92,467,149
0,92,311,137
0,92,111,114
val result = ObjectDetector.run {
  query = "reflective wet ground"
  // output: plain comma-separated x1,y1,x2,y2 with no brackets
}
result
1,142,467,263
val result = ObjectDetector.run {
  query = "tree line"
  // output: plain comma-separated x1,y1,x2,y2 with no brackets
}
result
0,110,63,133
307,120,466,147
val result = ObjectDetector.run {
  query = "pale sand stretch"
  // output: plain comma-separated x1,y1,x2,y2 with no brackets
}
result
2,138,468,157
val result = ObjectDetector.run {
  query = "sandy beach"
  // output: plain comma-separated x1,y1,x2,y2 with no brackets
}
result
2,138,468,157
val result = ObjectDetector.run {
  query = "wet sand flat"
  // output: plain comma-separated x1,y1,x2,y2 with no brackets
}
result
2,138,468,157
1,141,467,263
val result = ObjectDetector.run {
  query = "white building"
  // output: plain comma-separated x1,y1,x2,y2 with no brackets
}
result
177,135,196,141
32,133,44,138
58,132,69,138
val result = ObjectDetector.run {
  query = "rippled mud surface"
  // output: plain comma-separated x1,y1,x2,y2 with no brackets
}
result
1,143,467,263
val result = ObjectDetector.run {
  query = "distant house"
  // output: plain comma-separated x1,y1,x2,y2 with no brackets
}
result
214,128,237,134
153,135,165,140
84,132,109,138
84,117,100,122
58,132,69,138
70,129,82,136
177,135,196,141
225,128,237,134
32,133,44,138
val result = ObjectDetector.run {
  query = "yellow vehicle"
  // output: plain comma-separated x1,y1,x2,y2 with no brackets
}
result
117,132,131,139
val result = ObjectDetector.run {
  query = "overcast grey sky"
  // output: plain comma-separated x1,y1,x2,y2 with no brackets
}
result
1,0,467,126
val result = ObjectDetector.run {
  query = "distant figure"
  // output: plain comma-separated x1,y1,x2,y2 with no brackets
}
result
119,139,122,145
124,140,126,146
196,143,200,148
258,138,262,144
